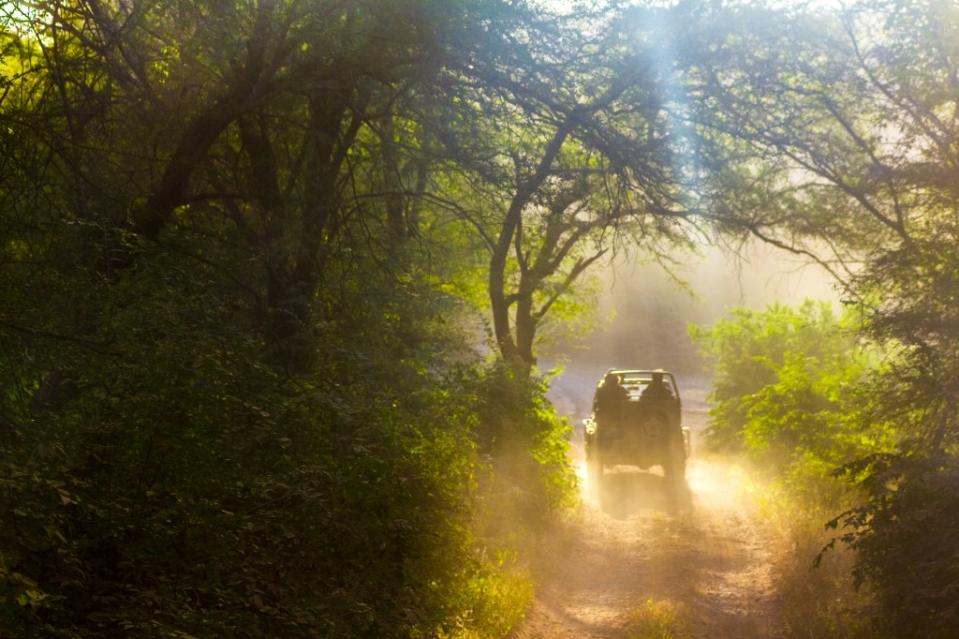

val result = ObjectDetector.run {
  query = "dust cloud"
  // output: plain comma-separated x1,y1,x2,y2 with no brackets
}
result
513,242,834,637
543,240,839,425
518,413,780,638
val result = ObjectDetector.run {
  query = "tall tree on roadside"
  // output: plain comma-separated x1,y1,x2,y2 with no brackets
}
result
438,4,703,371
679,1,959,634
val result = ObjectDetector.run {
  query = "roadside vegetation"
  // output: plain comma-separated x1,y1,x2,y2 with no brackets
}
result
627,598,692,639
693,302,890,637
694,294,959,638
3,0,959,637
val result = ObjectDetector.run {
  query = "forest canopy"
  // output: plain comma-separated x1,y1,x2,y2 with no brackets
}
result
3,0,959,637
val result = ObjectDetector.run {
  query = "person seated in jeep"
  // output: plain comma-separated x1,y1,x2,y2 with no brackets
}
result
639,371,674,404
639,371,679,428
594,372,628,427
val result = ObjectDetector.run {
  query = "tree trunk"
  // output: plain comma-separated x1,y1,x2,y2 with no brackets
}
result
489,247,519,363
381,114,407,241
515,292,536,370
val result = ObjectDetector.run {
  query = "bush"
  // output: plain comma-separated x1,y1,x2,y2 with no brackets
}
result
473,364,579,539
627,598,691,639
691,301,897,638
690,301,892,493
833,452,959,639
0,244,546,638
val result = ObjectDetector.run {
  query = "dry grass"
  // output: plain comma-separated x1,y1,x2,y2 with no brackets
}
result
627,598,692,639
757,480,883,639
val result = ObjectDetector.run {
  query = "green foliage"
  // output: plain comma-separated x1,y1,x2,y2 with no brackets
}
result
828,234,959,638
690,301,892,484
432,551,533,639
473,364,579,533
834,452,959,639
692,301,898,637
0,241,492,637
683,0,959,633
0,240,562,638
627,598,691,639
0,0,595,635
13,0,959,634
691,301,897,518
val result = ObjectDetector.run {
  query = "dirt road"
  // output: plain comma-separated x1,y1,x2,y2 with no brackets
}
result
512,398,781,638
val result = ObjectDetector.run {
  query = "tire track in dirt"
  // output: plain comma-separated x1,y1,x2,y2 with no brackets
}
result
512,457,780,639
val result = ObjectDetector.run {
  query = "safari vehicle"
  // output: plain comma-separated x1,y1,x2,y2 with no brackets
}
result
584,369,690,486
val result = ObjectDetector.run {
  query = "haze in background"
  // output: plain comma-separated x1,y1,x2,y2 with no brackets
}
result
544,241,840,421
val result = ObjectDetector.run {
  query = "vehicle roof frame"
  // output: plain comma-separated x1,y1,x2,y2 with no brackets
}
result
603,368,681,401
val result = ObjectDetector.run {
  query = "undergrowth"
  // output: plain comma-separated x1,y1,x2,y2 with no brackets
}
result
627,598,692,639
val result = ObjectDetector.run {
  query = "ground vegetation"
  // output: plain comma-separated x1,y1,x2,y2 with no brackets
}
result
4,0,959,637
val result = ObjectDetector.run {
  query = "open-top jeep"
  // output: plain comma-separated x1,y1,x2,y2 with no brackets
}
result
584,369,690,486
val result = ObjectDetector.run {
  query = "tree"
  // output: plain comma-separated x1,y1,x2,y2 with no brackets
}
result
0,1,582,635
691,302,862,454
680,1,959,634
439,3,705,370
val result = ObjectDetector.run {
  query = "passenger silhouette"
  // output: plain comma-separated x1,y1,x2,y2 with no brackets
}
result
640,371,674,404
594,372,628,426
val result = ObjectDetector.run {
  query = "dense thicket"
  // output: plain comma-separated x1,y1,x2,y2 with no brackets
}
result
692,302,889,637
0,1,587,635
691,302,889,484
688,2,959,635
5,0,959,636
0,0,705,635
